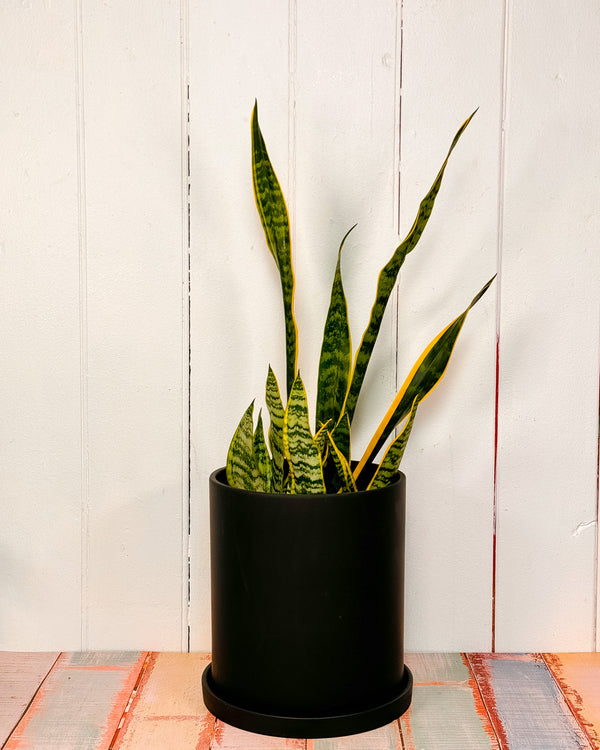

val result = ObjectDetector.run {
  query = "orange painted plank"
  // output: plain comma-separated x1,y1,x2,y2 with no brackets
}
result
4,651,146,749
468,653,592,749
401,653,499,749
0,652,59,745
112,652,216,749
544,653,600,749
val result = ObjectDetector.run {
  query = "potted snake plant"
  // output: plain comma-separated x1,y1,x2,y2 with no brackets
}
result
202,102,494,739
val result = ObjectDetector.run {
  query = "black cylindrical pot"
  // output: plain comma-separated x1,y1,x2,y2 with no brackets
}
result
202,467,412,738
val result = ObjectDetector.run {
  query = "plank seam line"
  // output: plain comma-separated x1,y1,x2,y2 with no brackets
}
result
464,653,503,749
541,654,597,749
1,652,62,750
108,652,153,750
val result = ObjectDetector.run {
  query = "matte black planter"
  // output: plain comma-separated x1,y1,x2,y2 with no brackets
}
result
202,467,412,738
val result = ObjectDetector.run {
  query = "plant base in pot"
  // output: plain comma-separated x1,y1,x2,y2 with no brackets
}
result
201,467,413,739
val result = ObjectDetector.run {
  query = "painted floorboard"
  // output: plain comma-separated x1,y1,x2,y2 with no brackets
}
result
468,653,593,749
112,652,215,749
544,653,600,749
309,722,402,749
211,722,306,749
3,651,146,750
401,653,499,749
0,652,59,745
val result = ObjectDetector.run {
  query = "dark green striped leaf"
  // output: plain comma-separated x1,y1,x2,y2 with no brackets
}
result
344,111,478,423
253,410,272,492
368,397,419,490
331,411,351,462
252,103,298,399
355,276,495,480
283,375,326,494
327,431,356,493
315,226,354,431
265,366,285,491
226,401,257,490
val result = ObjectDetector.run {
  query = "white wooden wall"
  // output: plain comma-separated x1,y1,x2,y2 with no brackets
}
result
0,0,598,653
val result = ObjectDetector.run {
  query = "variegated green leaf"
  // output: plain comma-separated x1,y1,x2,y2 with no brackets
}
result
327,431,357,493
331,411,351,462
316,226,354,431
315,419,332,455
367,397,419,490
253,410,272,492
265,365,285,491
344,111,478,423
252,103,298,398
226,401,257,490
283,375,326,494
355,276,495,481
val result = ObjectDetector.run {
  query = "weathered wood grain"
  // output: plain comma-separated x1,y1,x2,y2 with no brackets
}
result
3,651,146,749
468,653,593,749
401,653,499,749
309,722,402,749
0,652,59,745
544,653,600,749
212,721,306,749
112,652,215,749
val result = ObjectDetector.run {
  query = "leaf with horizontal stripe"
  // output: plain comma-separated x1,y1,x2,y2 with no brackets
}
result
252,103,298,399
226,401,257,490
265,366,285,491
316,226,354,431
253,410,272,492
344,111,478,423
354,276,495,482
368,397,419,490
283,375,326,494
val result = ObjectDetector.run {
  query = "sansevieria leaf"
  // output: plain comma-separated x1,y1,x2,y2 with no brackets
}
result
253,410,272,493
327,431,357,493
252,103,298,398
265,366,285,491
354,275,495,481
331,411,351,463
315,226,354,431
344,111,478,423
283,375,326,494
367,397,419,490
226,401,257,490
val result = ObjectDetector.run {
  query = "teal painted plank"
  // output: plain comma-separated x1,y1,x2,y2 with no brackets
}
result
468,654,593,749
4,651,146,750
0,652,59,745
311,722,402,749
401,654,499,749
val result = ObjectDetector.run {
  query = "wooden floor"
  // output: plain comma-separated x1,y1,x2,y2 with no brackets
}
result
1,652,599,749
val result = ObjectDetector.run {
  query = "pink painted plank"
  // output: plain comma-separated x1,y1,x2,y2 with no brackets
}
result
401,653,499,749
468,653,593,749
544,653,600,749
309,722,402,749
0,652,59,745
212,722,305,749
112,652,216,750
4,651,146,749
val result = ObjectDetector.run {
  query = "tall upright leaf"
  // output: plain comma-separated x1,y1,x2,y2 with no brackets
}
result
265,366,285,492
367,397,419,490
226,401,257,490
283,375,326,494
315,226,354,431
354,276,495,481
326,431,356,493
252,102,298,398
253,410,273,492
343,110,478,423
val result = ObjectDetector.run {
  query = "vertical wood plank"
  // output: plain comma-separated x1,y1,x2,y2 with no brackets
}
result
397,0,503,651
188,0,291,650
468,653,592,749
310,723,402,749
80,2,188,649
494,0,600,651
544,653,600,749
0,0,84,651
113,653,215,750
4,652,146,750
401,653,499,749
212,723,305,750
0,653,59,745
292,0,400,460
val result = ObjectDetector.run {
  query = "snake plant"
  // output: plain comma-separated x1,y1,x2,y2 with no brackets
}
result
226,102,494,493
